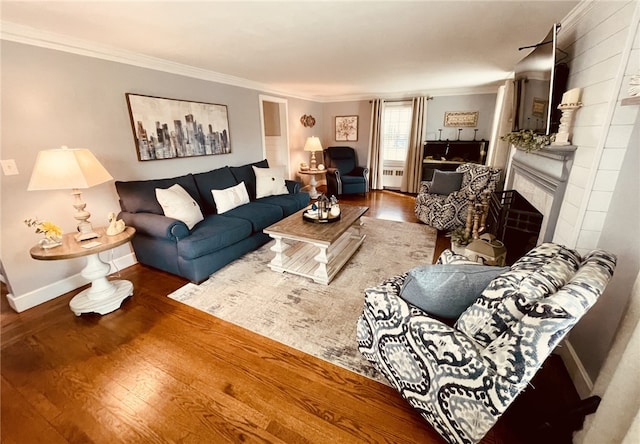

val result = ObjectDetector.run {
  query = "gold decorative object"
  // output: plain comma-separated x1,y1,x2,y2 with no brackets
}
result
300,114,316,128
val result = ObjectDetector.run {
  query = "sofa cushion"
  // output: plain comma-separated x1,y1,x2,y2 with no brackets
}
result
400,264,509,319
256,192,310,216
429,170,464,195
230,159,269,200
223,202,283,231
193,166,238,214
155,184,204,230
253,166,289,198
177,215,252,260
212,182,250,214
115,174,200,215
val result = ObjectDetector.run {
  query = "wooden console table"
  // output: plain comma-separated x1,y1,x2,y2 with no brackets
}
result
30,226,136,316
422,140,488,180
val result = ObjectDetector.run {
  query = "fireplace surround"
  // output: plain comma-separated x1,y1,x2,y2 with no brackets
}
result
505,145,576,243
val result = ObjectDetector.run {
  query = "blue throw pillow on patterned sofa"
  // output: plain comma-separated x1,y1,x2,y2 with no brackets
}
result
400,264,509,319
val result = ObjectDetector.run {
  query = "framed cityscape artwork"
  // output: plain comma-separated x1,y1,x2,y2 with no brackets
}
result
125,93,231,161
335,115,359,141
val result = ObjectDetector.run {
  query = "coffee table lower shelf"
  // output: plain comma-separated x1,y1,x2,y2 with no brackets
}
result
267,226,366,285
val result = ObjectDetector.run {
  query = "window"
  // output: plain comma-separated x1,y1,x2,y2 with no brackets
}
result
381,101,412,164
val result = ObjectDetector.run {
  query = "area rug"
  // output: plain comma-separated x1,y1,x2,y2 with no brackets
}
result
168,216,436,382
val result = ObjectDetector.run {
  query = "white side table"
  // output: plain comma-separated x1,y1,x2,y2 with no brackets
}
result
30,226,136,316
298,169,326,198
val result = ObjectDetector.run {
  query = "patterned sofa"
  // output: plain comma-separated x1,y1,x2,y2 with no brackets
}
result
357,243,616,444
415,163,501,231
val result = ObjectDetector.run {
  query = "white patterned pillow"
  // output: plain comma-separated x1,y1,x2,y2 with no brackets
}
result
155,184,204,230
253,166,288,198
212,181,250,213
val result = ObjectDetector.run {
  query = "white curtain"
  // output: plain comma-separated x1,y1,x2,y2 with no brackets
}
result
367,99,384,190
401,96,428,193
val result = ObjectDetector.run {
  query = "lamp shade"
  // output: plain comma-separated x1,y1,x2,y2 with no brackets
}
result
303,136,323,152
28,146,113,191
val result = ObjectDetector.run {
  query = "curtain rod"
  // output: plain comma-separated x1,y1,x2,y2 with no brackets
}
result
369,96,434,103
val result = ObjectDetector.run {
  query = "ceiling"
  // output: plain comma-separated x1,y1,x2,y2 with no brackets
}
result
0,1,580,101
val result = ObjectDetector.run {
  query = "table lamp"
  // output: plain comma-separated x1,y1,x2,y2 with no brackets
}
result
28,146,113,241
304,136,323,170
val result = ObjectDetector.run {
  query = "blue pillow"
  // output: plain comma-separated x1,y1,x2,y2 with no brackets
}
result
429,170,463,195
400,264,509,319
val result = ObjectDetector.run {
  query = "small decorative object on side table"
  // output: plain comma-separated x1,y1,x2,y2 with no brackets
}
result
30,226,136,316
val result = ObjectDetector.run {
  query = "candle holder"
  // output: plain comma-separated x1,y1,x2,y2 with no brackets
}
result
552,102,582,146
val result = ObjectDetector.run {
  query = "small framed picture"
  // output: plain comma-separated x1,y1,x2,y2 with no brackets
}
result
444,111,479,127
532,97,548,118
335,115,358,141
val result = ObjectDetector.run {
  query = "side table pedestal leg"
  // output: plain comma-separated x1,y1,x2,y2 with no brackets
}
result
69,253,133,316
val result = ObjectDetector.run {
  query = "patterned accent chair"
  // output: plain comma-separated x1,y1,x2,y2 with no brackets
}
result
415,163,501,231
357,243,616,444
323,146,369,196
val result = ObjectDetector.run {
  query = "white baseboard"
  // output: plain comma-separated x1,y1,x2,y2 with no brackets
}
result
6,253,137,313
556,338,594,399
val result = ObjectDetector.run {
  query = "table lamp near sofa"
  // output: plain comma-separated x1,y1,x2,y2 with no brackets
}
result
28,146,113,241
27,146,136,316
304,136,323,170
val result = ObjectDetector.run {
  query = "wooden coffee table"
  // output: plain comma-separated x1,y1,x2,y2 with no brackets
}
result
263,205,369,284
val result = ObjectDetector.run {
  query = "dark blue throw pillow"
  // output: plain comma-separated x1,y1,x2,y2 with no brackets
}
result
400,264,509,319
429,170,464,195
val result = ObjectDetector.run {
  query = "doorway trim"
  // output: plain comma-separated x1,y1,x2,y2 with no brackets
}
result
258,95,290,177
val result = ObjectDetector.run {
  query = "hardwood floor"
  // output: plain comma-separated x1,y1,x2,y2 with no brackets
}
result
1,190,577,444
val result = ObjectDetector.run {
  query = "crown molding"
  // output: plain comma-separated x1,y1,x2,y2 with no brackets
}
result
0,21,319,101
1,20,504,104
557,0,597,41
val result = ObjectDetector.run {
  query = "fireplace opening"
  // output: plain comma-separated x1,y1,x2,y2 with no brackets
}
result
486,190,543,264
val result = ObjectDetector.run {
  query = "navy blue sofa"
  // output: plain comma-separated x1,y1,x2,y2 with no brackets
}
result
115,160,310,283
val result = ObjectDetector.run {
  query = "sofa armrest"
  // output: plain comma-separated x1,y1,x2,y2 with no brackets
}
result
118,211,190,241
285,179,301,194
418,180,432,194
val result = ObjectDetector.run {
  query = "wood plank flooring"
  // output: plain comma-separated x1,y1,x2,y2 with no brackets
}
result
2,190,577,444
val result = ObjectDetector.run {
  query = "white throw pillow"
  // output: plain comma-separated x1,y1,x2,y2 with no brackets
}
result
253,166,288,199
155,184,204,230
212,181,250,214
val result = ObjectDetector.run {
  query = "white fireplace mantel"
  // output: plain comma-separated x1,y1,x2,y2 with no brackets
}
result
506,145,576,243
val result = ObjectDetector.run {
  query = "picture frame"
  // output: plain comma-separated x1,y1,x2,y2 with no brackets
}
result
125,93,231,161
443,111,479,127
531,97,548,118
335,115,359,141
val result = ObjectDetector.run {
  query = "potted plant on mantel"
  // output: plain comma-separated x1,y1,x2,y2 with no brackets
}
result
501,129,555,153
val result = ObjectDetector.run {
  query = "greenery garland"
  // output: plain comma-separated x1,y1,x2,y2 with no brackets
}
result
501,129,555,152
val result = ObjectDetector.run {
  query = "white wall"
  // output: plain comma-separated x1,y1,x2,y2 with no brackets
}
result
424,94,497,142
0,41,318,310
547,0,640,390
